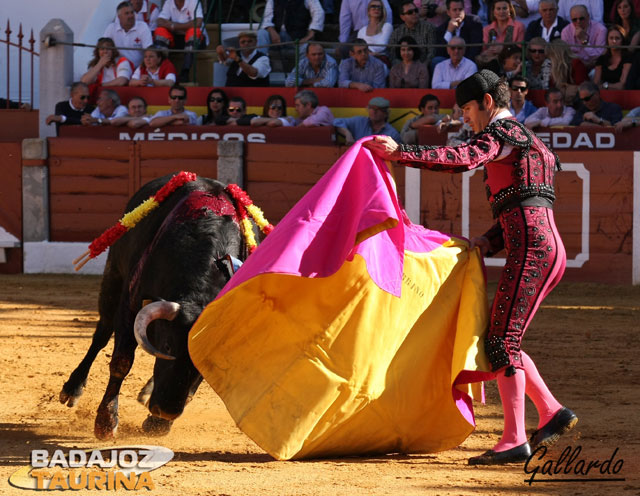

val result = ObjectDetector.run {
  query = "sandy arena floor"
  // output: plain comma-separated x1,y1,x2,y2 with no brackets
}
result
0,274,638,495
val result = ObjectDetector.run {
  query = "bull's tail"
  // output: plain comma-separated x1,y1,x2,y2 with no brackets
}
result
224,184,274,254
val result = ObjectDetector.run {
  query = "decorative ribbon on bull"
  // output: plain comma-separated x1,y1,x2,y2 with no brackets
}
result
73,171,273,271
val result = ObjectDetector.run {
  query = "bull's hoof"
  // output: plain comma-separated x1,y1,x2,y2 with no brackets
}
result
59,380,85,407
142,415,173,436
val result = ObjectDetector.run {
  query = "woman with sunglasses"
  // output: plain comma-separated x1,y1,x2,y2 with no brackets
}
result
357,0,394,65
593,25,632,90
524,37,550,89
200,89,230,126
389,36,428,88
81,38,133,97
250,95,295,127
129,47,177,87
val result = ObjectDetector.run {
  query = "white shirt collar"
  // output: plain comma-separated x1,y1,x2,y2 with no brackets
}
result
490,109,514,124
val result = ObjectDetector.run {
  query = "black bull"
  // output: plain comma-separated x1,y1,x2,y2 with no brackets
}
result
60,174,245,439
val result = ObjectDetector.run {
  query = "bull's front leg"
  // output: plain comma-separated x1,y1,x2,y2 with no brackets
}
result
95,342,136,440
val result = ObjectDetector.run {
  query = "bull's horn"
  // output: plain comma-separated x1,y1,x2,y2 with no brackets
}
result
134,301,181,360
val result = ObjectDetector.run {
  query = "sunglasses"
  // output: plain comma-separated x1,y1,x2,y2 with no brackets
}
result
170,94,186,100
449,46,465,50
529,48,545,54
369,4,383,9
403,7,419,14
581,93,595,102
228,106,243,112
269,104,283,110
511,86,528,92
571,16,586,23
79,95,89,100
209,97,224,103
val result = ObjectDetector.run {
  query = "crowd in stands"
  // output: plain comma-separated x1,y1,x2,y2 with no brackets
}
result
45,0,640,143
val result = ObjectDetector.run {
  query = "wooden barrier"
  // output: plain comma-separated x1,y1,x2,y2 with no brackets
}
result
0,142,22,273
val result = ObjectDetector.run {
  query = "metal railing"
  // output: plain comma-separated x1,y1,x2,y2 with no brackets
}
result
2,19,38,109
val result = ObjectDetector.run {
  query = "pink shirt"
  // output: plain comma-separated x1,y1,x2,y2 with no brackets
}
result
299,105,335,127
482,18,526,46
560,20,607,66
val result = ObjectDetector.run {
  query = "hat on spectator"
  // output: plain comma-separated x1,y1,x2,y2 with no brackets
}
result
456,70,500,108
238,31,258,39
368,96,390,108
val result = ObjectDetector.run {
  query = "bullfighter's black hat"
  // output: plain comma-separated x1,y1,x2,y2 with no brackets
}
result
455,69,501,108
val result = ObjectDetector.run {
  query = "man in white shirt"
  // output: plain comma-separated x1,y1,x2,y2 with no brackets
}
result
431,37,477,89
103,1,153,68
216,32,271,87
110,96,153,128
130,0,160,31
257,0,325,54
149,84,199,127
524,87,575,129
81,89,128,126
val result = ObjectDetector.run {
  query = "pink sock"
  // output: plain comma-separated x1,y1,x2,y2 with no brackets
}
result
493,368,528,452
521,351,563,429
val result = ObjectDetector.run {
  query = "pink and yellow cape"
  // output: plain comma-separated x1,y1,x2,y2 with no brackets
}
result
189,138,491,460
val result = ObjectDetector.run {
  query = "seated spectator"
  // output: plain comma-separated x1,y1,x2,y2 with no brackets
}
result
199,88,230,126
546,38,588,103
129,47,177,87
560,4,606,70
433,0,483,63
339,0,393,57
130,0,160,31
524,0,568,42
611,0,640,47
250,95,296,127
293,89,335,126
154,0,208,81
524,37,549,89
388,1,436,68
477,0,525,69
416,0,473,27
508,75,537,123
81,89,128,126
333,96,401,144
284,43,338,88
80,38,133,96
524,87,575,128
559,0,603,24
614,106,640,132
484,44,522,77
45,82,94,133
357,0,393,64
593,25,632,91
389,36,429,88
257,0,325,54
109,96,153,128
338,39,387,92
226,97,259,126
103,1,153,69
570,81,623,126
216,31,271,87
149,83,198,127
401,93,447,144
432,37,477,88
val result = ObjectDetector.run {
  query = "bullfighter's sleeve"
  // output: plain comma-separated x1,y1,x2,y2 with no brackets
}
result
396,132,503,173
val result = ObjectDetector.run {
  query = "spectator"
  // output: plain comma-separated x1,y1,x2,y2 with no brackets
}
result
524,37,549,89
433,0,483,63
524,87,575,128
129,47,177,87
216,31,271,87
546,38,588,103
525,0,568,42
294,89,335,126
416,0,473,27
80,38,133,95
388,1,436,67
389,36,429,88
570,81,623,126
559,0,603,24
45,82,94,132
339,0,393,47
593,25,632,90
284,43,338,88
154,0,208,81
613,106,640,132
357,0,393,63
109,96,153,128
401,93,447,144
611,0,640,46
103,1,153,69
199,88,230,125
477,0,525,68
257,0,325,54
432,36,478,88
508,75,537,123
484,43,522,77
334,96,401,144
226,97,259,126
338,39,387,92
81,89,128,126
511,0,540,27
149,83,198,127
560,4,607,70
130,0,160,31
250,95,296,127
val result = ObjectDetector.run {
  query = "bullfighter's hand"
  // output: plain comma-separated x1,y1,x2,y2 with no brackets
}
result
363,136,401,160
470,236,490,256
